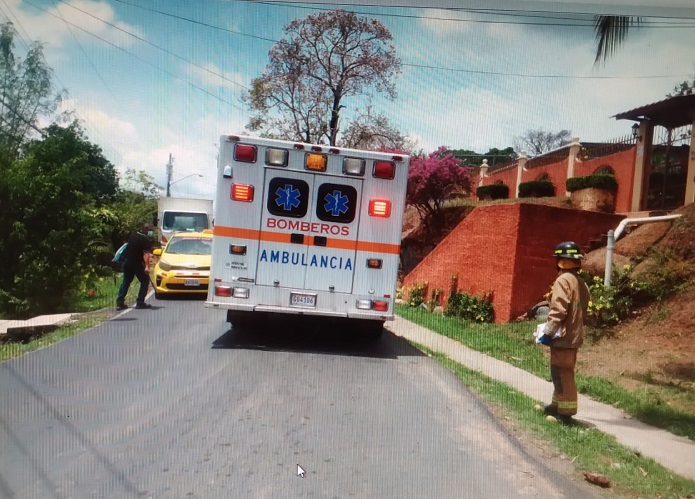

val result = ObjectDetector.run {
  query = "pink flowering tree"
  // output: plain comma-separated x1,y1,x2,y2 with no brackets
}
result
406,146,474,225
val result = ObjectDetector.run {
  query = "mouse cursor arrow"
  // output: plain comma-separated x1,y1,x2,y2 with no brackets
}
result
297,464,306,478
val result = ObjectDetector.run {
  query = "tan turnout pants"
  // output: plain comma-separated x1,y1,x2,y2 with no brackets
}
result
549,348,578,416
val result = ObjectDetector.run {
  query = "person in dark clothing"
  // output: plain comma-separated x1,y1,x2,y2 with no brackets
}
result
116,223,155,310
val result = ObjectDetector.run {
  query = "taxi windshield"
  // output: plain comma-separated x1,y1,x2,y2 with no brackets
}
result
165,237,212,255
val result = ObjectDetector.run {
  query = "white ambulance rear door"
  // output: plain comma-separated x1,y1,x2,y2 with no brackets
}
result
303,175,362,293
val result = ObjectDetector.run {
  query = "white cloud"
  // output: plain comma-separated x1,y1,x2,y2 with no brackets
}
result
5,0,141,54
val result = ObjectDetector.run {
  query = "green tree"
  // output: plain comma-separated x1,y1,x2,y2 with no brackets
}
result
0,124,116,317
449,146,517,166
108,168,160,249
244,9,402,146
0,22,65,157
667,73,695,97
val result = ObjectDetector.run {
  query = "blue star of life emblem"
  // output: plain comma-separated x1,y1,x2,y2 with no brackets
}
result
275,184,301,211
324,190,349,217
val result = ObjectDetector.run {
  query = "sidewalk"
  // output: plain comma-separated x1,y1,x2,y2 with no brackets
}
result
0,313,77,341
385,316,695,481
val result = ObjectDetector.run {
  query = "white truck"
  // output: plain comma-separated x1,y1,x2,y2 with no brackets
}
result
157,197,213,244
205,135,410,337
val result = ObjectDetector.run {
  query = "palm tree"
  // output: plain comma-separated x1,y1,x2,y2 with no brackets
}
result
593,16,642,65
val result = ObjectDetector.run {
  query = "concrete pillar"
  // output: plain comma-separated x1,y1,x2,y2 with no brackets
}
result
566,137,581,196
516,151,528,198
478,159,489,187
630,121,654,212
685,116,695,206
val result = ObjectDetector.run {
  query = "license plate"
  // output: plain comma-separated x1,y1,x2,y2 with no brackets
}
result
184,279,200,287
290,293,316,308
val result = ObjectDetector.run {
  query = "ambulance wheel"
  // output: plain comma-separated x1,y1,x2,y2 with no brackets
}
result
363,320,384,340
227,310,252,330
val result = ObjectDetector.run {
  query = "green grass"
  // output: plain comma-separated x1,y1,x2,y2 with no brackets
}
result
1,272,142,362
397,304,695,441
72,272,130,313
419,344,695,498
0,316,107,362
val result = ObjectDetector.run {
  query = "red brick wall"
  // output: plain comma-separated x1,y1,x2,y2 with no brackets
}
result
402,203,625,323
510,204,624,320
477,147,637,213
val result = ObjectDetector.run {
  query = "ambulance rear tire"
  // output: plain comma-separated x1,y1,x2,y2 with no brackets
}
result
227,310,252,330
363,320,384,340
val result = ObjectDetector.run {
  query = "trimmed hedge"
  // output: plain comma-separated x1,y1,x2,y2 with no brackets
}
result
476,183,509,200
566,174,618,193
518,180,555,198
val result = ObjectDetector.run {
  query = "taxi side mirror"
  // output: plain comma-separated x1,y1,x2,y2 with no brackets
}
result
153,248,162,256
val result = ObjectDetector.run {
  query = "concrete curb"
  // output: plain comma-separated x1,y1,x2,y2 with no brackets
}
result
384,315,695,481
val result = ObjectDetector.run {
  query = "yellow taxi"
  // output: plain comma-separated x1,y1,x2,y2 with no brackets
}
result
152,230,213,297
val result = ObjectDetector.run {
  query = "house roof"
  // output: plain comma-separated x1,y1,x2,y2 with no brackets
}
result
613,93,695,129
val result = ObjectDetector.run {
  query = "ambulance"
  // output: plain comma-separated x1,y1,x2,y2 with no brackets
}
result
205,135,410,337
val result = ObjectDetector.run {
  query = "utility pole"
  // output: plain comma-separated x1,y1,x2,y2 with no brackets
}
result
165,153,173,197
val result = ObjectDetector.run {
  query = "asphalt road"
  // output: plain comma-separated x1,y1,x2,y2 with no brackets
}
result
0,298,593,498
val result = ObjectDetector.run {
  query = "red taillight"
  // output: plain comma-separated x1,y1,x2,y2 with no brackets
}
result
215,285,232,297
372,301,388,312
231,184,254,202
234,144,257,163
373,161,395,179
368,200,391,218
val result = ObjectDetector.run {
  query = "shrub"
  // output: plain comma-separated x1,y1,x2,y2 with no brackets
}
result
566,174,618,193
476,183,509,200
445,291,494,323
407,282,428,307
583,273,633,329
518,179,555,198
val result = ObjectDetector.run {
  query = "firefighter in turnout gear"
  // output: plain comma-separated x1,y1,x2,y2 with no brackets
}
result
538,241,591,425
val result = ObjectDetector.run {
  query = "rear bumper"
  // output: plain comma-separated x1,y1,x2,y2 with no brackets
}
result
205,294,395,321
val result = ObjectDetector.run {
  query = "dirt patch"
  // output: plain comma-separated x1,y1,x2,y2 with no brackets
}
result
578,286,695,412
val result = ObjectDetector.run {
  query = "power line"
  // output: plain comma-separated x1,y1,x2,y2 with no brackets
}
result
241,0,695,26
402,62,690,80
0,95,47,136
112,0,278,41
56,0,248,91
50,0,121,104
22,0,244,110
103,1,693,80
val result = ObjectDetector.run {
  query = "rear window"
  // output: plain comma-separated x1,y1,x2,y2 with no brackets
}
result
162,212,209,232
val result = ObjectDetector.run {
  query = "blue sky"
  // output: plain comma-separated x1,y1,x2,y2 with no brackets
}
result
3,0,695,200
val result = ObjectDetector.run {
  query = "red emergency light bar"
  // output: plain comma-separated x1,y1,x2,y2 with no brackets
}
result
373,161,395,179
234,144,257,163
